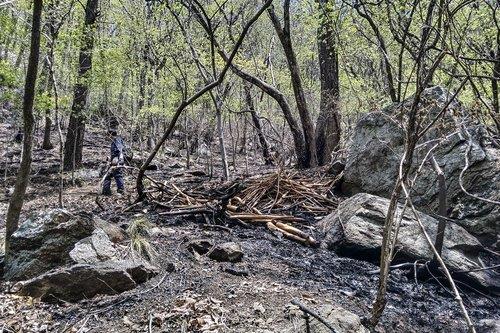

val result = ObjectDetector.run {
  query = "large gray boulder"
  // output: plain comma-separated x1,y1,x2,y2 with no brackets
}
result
4,209,159,302
11,260,158,302
342,86,499,240
4,210,95,280
319,193,498,291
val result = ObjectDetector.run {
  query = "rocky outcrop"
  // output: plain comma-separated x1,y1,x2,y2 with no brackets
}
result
342,86,499,240
319,193,498,291
4,210,94,280
4,209,158,302
11,260,158,302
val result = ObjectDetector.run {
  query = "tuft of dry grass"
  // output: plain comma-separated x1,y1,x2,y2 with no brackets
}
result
126,216,156,261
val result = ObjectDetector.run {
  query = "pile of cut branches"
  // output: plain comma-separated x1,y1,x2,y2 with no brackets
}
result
144,169,341,247
235,169,338,214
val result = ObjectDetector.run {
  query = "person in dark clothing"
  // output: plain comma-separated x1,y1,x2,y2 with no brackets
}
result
102,129,126,195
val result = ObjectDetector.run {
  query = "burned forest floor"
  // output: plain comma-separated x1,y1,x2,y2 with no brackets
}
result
0,119,499,333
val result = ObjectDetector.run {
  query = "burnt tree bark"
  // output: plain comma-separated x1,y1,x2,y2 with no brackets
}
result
5,0,43,257
63,0,98,171
492,45,500,131
268,0,318,167
315,0,341,165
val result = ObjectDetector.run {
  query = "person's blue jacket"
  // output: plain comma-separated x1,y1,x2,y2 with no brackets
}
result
111,136,125,160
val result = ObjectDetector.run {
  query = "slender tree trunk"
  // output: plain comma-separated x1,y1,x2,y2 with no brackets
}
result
268,1,317,167
4,0,43,258
63,0,99,171
316,0,341,165
225,60,307,167
491,46,500,132
244,83,272,165
354,2,398,102
216,98,229,181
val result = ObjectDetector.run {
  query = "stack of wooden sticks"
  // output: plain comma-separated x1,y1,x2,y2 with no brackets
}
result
148,169,341,247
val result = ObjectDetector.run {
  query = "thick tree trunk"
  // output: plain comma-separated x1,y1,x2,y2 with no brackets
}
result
268,1,318,167
63,0,98,171
5,0,43,258
315,0,341,166
244,83,272,165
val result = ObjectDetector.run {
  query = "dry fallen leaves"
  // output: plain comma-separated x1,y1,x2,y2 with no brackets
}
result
162,291,228,332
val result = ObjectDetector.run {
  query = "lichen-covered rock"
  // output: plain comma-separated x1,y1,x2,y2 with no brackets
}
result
342,86,499,241
4,210,94,280
319,193,498,291
11,260,158,302
476,319,500,333
4,209,156,302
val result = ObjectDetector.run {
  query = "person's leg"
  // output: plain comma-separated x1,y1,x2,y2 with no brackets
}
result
114,168,125,193
102,172,113,195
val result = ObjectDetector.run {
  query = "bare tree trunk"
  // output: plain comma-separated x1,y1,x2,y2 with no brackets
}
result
492,45,500,132
354,1,398,102
227,62,307,167
63,0,99,171
268,1,317,167
136,0,273,199
4,0,43,258
42,114,54,149
316,0,341,165
244,83,272,165
370,1,443,326
215,94,229,181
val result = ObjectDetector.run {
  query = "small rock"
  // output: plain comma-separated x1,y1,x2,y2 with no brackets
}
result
169,162,183,168
290,303,368,333
187,239,213,255
94,218,126,243
208,242,243,262
253,302,266,315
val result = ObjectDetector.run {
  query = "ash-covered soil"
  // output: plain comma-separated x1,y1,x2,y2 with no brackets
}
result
0,122,498,333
